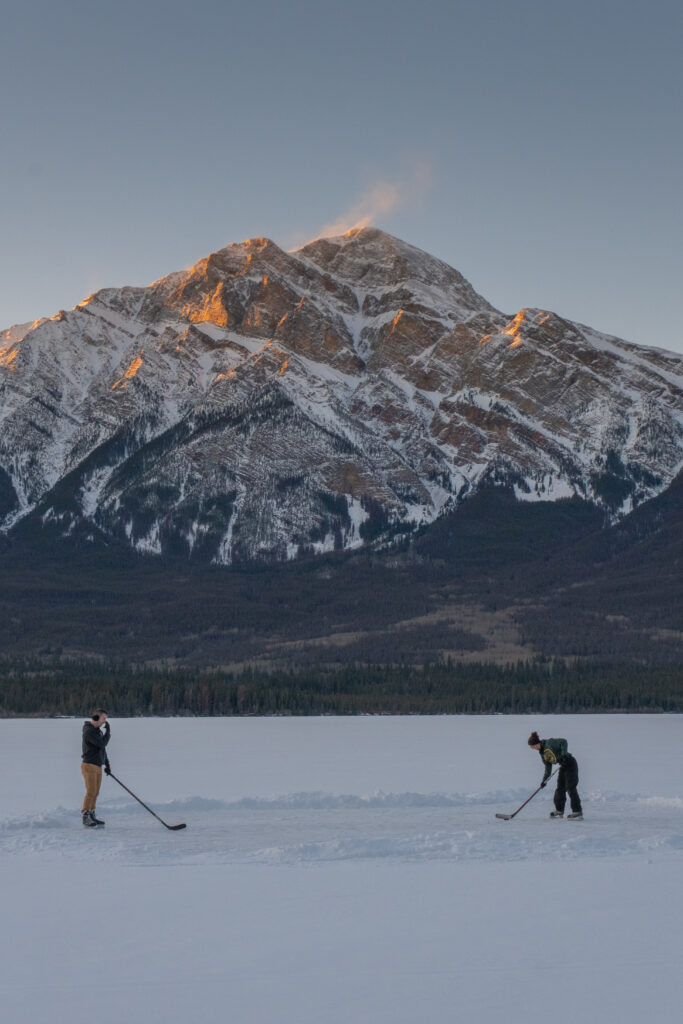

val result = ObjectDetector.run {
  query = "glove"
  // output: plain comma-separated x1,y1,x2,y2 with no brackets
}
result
103,721,111,734
104,763,112,776
540,779,547,789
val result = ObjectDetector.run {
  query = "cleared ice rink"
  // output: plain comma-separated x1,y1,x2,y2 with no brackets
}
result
1,715,681,1023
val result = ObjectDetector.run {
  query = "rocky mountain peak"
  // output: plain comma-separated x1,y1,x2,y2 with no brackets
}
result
296,226,496,316
0,229,681,564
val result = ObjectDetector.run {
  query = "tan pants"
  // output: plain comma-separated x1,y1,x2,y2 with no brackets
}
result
81,763,103,812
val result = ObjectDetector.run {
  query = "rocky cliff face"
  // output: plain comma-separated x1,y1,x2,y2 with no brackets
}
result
1,227,681,563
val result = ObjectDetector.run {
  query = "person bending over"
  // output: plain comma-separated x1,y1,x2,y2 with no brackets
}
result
528,731,583,820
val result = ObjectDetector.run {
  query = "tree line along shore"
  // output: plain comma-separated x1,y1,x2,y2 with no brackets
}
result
0,659,681,717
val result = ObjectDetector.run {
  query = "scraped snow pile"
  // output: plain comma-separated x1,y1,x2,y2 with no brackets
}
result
1,715,681,1024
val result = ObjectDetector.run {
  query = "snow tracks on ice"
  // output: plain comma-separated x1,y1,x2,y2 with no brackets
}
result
1,790,682,866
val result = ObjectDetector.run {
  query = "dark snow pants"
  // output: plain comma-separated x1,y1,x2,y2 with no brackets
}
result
554,754,582,814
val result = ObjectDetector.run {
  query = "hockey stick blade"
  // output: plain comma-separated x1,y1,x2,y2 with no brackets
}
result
108,772,187,831
494,769,558,822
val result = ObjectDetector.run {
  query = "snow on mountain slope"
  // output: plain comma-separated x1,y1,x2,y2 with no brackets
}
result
1,227,681,563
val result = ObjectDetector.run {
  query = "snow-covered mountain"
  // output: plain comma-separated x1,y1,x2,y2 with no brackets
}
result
1,227,682,563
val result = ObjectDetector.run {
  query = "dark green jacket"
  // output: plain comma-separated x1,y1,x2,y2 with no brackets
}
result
539,737,568,780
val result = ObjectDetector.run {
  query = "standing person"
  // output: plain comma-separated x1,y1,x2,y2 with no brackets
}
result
528,731,583,819
81,709,112,827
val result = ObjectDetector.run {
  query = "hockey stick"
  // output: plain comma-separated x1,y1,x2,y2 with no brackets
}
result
107,770,187,830
495,769,558,820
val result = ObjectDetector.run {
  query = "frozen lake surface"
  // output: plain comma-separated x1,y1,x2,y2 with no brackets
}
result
1,715,681,1023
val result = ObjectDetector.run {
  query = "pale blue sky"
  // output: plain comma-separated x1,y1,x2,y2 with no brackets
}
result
2,0,681,352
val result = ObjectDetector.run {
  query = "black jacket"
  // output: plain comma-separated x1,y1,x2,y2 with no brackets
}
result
82,721,111,767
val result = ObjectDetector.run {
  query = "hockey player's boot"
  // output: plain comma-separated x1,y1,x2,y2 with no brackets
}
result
567,812,583,820
90,813,105,825
82,811,97,827
549,810,564,818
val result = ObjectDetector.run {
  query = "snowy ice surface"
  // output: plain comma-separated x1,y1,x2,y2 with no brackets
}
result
1,715,681,1024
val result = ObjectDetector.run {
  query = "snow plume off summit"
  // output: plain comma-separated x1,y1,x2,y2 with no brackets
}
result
1,227,681,564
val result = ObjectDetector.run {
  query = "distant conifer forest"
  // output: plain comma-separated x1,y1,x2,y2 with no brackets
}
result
0,659,681,717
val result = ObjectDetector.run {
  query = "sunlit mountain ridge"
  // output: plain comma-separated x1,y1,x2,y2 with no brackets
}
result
1,227,681,565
